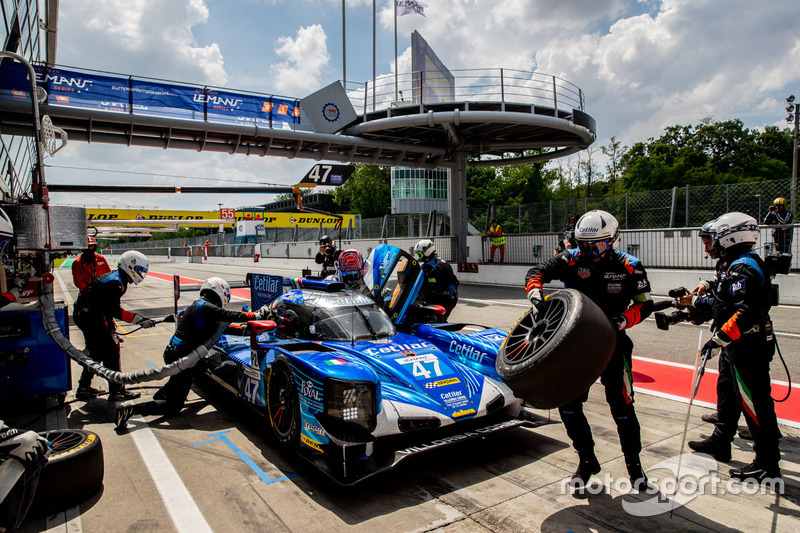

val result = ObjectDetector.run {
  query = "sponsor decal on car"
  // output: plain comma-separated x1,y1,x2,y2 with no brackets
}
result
395,419,526,456
440,390,468,408
448,340,489,364
452,409,476,418
303,421,327,436
301,434,323,452
363,341,432,357
424,377,460,389
301,380,321,401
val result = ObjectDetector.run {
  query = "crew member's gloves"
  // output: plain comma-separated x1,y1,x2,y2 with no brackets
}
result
0,428,50,467
131,314,156,328
613,316,627,330
701,332,730,360
254,306,270,320
527,288,544,318
12,277,27,290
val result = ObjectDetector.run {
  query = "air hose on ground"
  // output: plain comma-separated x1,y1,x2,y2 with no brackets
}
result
40,282,225,385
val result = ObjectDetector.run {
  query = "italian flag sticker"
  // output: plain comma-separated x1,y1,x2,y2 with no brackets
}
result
325,359,347,366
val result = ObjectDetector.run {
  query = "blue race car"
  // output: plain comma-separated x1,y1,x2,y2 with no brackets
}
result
205,245,534,484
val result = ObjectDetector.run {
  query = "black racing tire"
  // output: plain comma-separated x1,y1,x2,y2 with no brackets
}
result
266,357,301,449
496,289,617,409
34,429,104,509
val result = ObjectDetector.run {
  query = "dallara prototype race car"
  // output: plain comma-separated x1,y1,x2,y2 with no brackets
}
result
205,245,537,484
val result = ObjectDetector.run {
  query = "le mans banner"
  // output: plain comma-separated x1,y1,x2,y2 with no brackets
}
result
86,209,354,228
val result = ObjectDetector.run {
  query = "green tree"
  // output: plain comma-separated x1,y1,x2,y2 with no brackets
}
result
333,164,391,218
618,119,793,192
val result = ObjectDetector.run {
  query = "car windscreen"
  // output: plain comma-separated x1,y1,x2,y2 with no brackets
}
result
310,297,396,341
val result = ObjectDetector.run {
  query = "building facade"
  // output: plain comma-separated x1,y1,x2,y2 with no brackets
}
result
1,0,57,201
390,166,449,214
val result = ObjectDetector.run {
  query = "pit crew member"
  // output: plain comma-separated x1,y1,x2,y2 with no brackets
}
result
524,210,654,490
73,250,153,402
315,235,340,278
414,239,459,321
115,277,265,428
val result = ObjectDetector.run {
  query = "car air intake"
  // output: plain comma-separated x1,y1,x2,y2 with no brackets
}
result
486,394,505,414
398,417,441,433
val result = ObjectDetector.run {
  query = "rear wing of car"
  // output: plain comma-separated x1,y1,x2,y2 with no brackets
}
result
249,274,344,308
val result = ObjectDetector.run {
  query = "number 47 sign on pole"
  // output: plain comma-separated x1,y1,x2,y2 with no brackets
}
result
296,164,355,187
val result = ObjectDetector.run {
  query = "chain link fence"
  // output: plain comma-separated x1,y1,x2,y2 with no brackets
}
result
467,178,792,233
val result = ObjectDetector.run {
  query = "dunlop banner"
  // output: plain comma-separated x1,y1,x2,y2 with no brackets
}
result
236,211,355,228
86,209,353,228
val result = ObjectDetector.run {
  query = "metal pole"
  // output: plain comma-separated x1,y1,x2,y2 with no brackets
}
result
394,0,398,103
342,0,346,89
372,0,376,112
685,185,690,227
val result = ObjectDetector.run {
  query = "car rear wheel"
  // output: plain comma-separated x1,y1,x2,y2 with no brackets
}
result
266,358,300,448
496,289,617,409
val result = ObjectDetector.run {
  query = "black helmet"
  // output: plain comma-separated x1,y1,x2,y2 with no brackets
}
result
320,235,332,245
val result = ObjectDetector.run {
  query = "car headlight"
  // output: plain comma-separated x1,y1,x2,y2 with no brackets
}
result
324,378,377,432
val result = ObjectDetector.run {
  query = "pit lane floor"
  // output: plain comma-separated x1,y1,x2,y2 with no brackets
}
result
12,260,800,532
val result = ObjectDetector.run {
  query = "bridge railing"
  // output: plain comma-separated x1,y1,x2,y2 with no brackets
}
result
347,68,585,116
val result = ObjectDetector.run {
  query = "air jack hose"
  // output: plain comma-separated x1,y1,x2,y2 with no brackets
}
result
39,282,225,385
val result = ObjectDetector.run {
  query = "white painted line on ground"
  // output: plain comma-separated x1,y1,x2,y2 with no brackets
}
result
128,418,213,533
53,270,74,306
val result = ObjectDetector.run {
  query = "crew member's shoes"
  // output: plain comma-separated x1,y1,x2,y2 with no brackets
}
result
688,436,732,462
75,386,103,401
115,402,135,429
729,461,781,484
109,388,141,402
569,456,601,489
626,462,653,492
701,412,719,424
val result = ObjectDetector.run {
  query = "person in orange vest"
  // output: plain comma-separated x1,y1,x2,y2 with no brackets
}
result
204,239,212,259
485,218,505,262
71,236,111,293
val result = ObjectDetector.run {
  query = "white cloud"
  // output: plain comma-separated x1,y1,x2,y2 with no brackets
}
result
270,24,332,96
59,0,227,85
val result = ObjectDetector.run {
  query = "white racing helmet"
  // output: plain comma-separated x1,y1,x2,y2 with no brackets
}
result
118,250,149,285
710,212,758,253
574,210,620,258
414,239,436,261
201,276,231,308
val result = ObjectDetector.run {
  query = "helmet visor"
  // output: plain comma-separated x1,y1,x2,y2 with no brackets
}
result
134,264,149,279
577,238,613,258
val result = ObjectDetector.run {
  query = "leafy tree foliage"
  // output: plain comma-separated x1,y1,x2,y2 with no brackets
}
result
618,120,792,192
333,164,391,218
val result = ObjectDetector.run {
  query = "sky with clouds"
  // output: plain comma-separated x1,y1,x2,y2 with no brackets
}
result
48,0,800,211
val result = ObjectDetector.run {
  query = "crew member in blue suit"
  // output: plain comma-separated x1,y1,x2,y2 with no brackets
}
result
414,239,459,321
525,210,654,491
73,250,154,402
115,277,264,429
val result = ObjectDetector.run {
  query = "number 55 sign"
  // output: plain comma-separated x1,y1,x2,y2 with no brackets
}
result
219,208,236,220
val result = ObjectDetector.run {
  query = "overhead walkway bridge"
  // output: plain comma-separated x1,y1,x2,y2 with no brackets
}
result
0,62,597,260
